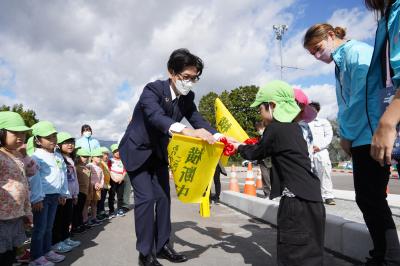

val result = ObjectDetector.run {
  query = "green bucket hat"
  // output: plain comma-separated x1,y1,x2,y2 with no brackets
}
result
26,136,35,156
91,148,103,157
76,148,91,157
110,144,119,153
0,111,31,132
57,132,75,144
31,121,57,137
100,146,110,153
250,80,301,123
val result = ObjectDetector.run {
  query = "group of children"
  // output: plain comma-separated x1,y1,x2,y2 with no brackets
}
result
0,112,130,266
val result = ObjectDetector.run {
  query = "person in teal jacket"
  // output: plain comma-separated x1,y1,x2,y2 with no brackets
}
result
365,0,400,167
75,124,100,153
304,23,400,265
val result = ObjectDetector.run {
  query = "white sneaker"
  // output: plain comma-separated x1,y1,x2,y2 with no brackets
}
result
44,250,65,263
28,256,55,266
63,238,81,248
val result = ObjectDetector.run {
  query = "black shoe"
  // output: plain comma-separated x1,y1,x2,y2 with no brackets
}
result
363,257,386,266
71,226,86,235
139,253,163,266
157,244,188,263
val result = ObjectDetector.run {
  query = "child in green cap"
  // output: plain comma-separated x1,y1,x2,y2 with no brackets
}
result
72,148,91,234
29,121,70,265
86,148,104,226
232,80,325,266
0,111,36,266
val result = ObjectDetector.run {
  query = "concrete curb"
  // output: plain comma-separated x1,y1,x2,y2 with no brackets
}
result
220,191,378,262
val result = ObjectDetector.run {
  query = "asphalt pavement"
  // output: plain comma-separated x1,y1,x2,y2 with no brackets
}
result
57,189,357,266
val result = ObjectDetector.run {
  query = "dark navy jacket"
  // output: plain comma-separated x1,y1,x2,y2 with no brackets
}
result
119,79,217,172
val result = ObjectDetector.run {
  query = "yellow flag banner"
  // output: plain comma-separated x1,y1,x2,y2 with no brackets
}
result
215,98,249,142
168,134,224,217
215,98,249,165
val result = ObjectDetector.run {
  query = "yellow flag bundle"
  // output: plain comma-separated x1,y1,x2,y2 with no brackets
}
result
168,134,224,217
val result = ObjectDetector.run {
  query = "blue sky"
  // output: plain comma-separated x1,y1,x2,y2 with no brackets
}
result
0,0,377,139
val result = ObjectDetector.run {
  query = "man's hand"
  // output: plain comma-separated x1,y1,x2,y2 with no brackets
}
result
340,138,352,156
182,128,216,144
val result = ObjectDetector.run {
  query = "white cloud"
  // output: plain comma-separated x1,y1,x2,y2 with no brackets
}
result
301,84,338,120
0,1,374,139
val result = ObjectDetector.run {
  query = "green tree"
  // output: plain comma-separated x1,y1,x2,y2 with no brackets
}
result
198,85,259,137
0,104,39,127
198,92,218,127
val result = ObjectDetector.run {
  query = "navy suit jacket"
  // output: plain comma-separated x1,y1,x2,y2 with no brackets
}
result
119,79,217,172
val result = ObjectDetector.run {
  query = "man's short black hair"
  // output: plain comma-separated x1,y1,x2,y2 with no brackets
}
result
309,101,321,112
0,129,6,147
81,124,92,134
167,48,204,76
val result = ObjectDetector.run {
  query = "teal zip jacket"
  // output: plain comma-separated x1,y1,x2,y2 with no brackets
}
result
332,40,374,147
366,0,400,135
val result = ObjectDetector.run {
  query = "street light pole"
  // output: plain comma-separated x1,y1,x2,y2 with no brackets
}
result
273,24,288,80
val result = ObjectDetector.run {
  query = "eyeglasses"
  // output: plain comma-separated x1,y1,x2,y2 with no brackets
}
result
177,73,200,83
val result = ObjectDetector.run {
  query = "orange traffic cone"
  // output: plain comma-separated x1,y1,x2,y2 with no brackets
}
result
229,164,240,192
243,162,256,196
256,169,263,189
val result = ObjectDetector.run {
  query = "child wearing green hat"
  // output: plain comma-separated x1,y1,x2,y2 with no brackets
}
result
97,147,112,220
72,148,91,234
108,143,127,217
232,80,325,266
51,132,81,254
0,111,36,266
86,148,104,226
29,121,70,265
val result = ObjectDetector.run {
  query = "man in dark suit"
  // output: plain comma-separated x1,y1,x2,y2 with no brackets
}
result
119,49,222,266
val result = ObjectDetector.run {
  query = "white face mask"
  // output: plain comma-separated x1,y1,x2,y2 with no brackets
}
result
83,131,92,138
175,79,193,96
314,37,334,64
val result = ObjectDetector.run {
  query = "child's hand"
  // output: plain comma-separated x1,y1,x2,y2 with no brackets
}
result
95,183,102,190
32,201,43,212
73,198,78,205
23,215,33,225
58,197,67,205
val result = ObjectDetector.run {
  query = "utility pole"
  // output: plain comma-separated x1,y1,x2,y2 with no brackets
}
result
273,24,288,80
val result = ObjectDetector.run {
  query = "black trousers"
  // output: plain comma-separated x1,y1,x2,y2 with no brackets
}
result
52,198,73,244
211,165,221,199
72,193,87,229
128,155,170,256
97,188,109,214
109,180,125,213
259,159,271,197
351,145,400,262
0,248,16,266
277,196,325,266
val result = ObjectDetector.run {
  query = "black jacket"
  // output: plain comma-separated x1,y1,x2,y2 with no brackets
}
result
238,121,322,202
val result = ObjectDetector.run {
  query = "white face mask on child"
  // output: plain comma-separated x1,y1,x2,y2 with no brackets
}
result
175,79,193,96
83,131,92,138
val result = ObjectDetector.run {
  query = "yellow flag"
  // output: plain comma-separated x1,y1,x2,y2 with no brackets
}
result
168,134,224,217
215,98,249,142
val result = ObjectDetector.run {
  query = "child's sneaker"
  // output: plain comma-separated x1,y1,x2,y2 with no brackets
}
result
116,209,125,217
45,251,65,263
28,256,55,266
71,225,86,235
63,238,81,248
88,218,102,227
52,241,72,253
108,211,116,219
96,213,106,222
16,249,31,263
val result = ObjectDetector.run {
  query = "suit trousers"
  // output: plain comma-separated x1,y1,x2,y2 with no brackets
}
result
128,155,171,256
